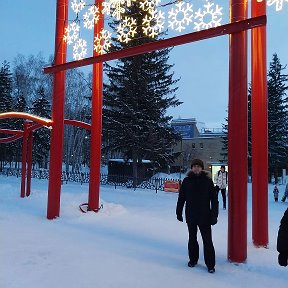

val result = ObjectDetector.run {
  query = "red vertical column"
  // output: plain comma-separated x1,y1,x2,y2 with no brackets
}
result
88,0,104,211
20,122,28,198
228,0,248,262
47,0,68,219
251,0,268,247
26,124,33,197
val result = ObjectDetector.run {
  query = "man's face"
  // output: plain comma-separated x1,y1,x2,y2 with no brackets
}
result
192,164,202,174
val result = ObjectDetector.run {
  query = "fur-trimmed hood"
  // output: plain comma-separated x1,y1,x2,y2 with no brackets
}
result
186,169,211,179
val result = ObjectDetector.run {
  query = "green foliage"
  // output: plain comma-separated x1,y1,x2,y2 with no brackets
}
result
267,53,288,179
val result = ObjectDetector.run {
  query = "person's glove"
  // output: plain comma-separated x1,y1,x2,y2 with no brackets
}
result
177,214,183,222
278,253,288,267
210,216,217,226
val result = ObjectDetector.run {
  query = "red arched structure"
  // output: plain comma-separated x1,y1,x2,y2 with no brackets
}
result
0,0,269,263
0,112,91,199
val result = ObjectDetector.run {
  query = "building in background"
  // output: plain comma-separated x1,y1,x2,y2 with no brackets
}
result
171,118,226,176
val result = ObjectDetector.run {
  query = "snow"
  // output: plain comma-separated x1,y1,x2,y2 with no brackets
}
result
1,175,288,288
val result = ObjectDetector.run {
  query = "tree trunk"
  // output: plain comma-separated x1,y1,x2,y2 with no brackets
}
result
132,150,138,189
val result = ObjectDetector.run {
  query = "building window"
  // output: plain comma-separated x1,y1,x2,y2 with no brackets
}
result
192,143,196,149
200,143,204,149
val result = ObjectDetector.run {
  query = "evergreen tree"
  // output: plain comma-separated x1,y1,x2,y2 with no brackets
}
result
267,53,288,182
30,86,51,168
0,61,14,169
103,3,181,183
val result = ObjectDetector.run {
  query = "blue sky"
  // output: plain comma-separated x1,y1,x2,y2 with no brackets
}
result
0,0,287,127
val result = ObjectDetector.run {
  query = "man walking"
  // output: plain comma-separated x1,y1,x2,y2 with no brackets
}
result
176,159,218,273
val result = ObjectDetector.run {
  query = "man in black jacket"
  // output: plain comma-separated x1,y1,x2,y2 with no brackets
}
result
176,159,219,273
277,208,288,267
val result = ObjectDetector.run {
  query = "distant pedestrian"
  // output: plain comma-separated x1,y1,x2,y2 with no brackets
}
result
277,208,288,267
176,158,219,274
281,182,288,202
214,165,228,209
273,185,279,202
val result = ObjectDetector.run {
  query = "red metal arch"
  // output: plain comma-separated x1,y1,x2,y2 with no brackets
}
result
0,112,52,127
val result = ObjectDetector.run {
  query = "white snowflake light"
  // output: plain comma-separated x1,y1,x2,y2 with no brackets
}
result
83,5,100,29
142,10,165,38
267,0,288,11
71,0,86,13
73,38,87,60
140,0,161,12
102,0,136,20
194,1,223,31
63,22,80,45
168,2,193,32
117,16,137,43
94,29,112,54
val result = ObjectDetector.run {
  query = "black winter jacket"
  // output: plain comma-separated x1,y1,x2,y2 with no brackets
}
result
277,208,288,255
176,170,218,225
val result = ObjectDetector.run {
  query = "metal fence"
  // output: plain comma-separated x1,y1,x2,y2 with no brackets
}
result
0,167,180,193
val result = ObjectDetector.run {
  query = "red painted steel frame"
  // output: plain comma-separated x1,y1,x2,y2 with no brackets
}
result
41,0,269,264
0,129,23,135
26,129,33,197
0,112,52,127
20,122,29,198
43,16,266,74
251,0,268,247
88,0,104,211
46,0,68,219
228,0,248,262
0,128,23,144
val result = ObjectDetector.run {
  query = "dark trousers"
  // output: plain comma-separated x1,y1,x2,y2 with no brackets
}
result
187,223,215,269
215,186,226,209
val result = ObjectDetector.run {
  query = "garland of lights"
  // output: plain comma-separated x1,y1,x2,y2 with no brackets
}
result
194,1,222,31
257,0,288,11
143,9,165,38
64,22,80,44
73,38,87,60
63,0,286,60
168,2,193,32
117,16,137,43
83,6,101,29
94,29,112,54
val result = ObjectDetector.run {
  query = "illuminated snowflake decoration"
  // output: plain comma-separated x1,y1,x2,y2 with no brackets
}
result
73,38,87,60
142,10,165,38
194,1,223,31
102,0,136,20
168,2,193,32
71,0,85,13
83,5,100,29
140,0,161,12
94,29,112,54
63,22,80,45
267,0,288,11
117,16,137,43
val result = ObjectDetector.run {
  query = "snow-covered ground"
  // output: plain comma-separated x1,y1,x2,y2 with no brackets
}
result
1,175,288,288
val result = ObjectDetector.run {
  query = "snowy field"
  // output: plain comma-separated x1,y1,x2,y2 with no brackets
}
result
1,175,288,288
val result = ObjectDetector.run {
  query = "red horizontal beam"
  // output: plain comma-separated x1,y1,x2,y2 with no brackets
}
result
44,15,266,74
